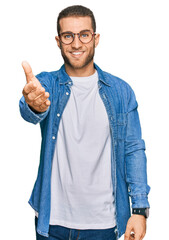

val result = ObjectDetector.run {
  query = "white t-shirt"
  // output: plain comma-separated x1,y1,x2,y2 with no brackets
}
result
37,70,116,229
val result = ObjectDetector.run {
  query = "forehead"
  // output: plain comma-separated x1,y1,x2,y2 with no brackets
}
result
59,16,93,33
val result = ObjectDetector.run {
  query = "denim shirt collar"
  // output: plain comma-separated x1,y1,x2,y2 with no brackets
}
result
58,63,111,87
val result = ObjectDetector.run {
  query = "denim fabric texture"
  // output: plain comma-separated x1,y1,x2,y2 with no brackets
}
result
35,217,117,240
19,63,150,239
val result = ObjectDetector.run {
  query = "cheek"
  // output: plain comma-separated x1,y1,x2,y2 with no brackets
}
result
86,42,95,52
89,43,95,53
60,44,69,54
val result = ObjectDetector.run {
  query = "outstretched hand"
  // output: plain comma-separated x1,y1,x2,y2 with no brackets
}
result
22,61,51,113
124,215,146,240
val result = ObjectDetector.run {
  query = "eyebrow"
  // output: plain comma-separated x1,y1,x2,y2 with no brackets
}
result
60,29,92,35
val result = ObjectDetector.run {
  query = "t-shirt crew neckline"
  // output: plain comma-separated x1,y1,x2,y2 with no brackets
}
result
70,70,98,82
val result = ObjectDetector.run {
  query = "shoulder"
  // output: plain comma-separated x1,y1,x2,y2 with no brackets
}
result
103,71,129,87
102,70,134,96
100,69,138,110
104,71,138,112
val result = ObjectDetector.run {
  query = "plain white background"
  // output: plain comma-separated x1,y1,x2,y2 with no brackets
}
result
1,0,169,239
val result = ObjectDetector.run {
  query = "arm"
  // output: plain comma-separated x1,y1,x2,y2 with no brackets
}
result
125,88,150,207
124,87,150,240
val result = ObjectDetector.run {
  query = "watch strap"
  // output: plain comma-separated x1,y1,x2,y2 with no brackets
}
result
132,208,149,218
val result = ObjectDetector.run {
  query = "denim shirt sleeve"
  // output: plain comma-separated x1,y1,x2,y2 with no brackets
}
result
19,72,51,125
125,87,150,208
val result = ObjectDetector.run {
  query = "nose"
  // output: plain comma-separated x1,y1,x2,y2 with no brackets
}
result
71,34,82,48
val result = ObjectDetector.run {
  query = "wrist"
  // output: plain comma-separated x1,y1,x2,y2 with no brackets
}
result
132,208,150,219
28,104,46,114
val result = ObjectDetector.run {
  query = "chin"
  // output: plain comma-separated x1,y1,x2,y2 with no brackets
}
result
66,57,94,70
71,62,86,69
62,50,94,71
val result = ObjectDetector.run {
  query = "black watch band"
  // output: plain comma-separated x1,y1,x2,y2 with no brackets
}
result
132,208,149,218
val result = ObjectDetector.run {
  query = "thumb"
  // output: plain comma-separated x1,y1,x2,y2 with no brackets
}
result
22,61,35,83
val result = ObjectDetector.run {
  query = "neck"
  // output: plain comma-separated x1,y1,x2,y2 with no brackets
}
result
65,61,95,77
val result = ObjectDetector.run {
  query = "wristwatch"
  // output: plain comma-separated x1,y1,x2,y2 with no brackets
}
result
132,208,149,218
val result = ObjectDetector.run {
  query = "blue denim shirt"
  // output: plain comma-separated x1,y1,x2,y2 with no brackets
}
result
19,63,150,239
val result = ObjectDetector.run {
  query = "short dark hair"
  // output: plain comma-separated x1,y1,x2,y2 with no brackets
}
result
57,5,96,34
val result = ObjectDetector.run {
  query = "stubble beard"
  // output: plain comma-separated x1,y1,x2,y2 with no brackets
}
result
60,43,95,70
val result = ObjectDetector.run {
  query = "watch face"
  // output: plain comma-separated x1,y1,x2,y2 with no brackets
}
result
145,208,149,218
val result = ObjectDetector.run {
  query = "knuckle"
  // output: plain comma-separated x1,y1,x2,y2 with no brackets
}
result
39,105,46,110
34,97,43,106
41,92,46,98
37,89,44,96
32,100,39,106
41,93,48,101
27,94,32,101
38,87,43,92
32,81,37,88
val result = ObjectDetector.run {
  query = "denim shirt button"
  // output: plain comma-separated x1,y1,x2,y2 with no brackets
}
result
66,92,69,95
52,136,55,140
57,113,60,117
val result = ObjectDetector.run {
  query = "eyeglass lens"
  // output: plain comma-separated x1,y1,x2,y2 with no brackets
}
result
60,30,93,44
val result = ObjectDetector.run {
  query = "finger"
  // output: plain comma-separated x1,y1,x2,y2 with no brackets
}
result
22,81,38,95
22,61,35,83
139,233,145,240
39,100,50,110
133,233,141,240
45,99,51,106
33,92,50,106
124,227,132,240
129,233,135,240
26,87,45,102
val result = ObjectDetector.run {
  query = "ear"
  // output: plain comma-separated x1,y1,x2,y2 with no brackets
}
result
94,33,100,48
55,36,61,49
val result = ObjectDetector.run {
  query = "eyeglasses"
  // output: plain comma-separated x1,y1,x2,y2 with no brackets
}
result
59,30,96,45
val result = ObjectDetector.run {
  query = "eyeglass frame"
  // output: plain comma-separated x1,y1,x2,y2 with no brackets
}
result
58,29,96,45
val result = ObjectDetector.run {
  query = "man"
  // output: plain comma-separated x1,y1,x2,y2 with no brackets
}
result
19,5,150,240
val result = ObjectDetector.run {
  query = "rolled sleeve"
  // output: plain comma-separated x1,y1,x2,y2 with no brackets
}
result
19,95,50,124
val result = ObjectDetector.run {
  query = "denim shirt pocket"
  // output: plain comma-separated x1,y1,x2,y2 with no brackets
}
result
117,113,127,140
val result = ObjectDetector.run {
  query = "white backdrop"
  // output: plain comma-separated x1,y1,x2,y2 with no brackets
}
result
1,0,169,239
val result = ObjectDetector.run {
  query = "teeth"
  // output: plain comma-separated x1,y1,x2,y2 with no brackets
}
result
72,52,82,55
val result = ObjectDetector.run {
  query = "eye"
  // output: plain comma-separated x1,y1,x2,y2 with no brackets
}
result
61,32,73,40
81,33,89,38
64,34,72,39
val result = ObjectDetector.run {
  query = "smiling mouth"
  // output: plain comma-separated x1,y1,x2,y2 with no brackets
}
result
70,51,84,57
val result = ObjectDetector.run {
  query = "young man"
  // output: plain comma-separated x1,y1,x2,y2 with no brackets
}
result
19,5,150,240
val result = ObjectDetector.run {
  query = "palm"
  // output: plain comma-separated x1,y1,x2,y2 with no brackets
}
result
22,61,51,113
